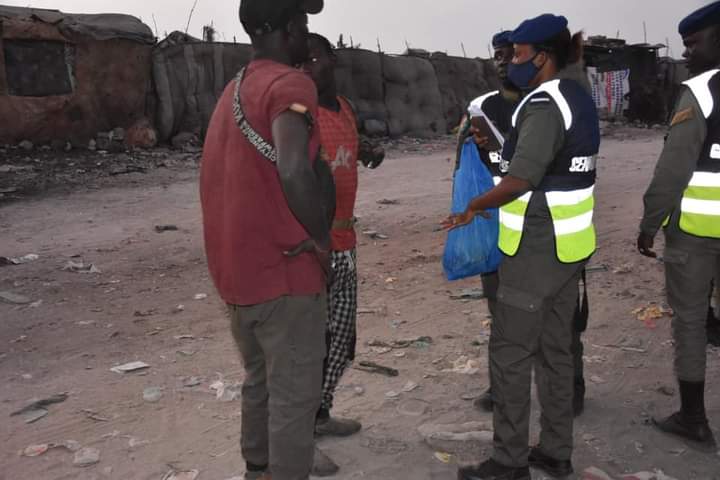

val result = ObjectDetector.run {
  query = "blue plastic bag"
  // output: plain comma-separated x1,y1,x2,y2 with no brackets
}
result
442,139,503,281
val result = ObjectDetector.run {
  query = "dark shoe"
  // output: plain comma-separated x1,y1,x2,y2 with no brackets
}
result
528,447,573,478
457,459,530,480
311,446,339,477
473,388,494,413
653,412,717,453
573,377,585,417
315,416,362,437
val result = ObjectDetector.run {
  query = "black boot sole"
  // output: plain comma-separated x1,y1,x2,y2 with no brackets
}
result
652,418,718,454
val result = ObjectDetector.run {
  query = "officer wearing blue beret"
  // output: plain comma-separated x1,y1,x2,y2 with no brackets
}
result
456,28,590,420
446,13,600,480
637,0,720,454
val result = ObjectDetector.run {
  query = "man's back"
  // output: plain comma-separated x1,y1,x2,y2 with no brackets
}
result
200,59,325,306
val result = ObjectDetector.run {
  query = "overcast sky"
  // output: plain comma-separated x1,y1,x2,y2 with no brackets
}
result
5,0,711,59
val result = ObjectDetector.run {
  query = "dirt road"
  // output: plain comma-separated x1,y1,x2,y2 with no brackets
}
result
1,129,719,480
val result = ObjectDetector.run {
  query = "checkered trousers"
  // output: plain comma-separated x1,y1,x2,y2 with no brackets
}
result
321,248,358,411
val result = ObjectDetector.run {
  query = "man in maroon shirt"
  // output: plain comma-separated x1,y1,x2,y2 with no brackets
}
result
200,1,330,479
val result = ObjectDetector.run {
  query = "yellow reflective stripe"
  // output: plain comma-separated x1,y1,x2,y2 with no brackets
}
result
501,197,530,216
498,224,523,256
680,212,720,238
548,195,594,221
555,226,597,263
684,186,720,202
499,197,530,256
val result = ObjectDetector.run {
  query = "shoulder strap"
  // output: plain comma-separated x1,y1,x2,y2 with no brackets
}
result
233,67,278,164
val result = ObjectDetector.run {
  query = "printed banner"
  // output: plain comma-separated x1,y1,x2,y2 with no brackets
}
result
587,67,630,118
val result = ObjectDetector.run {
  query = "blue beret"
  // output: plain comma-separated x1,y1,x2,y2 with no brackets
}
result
509,14,569,45
679,1,720,37
492,31,513,48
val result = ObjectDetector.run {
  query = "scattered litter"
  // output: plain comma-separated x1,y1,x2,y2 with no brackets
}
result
358,305,388,316
443,356,480,375
162,470,199,480
368,336,433,350
586,264,609,273
133,309,157,318
143,387,163,403
667,447,686,456
128,437,150,449
193,293,208,301
22,444,50,457
0,291,32,305
154,225,179,233
73,447,100,467
634,441,645,454
656,385,675,397
210,379,241,402
175,334,195,340
173,304,185,313
613,263,634,274
385,277,397,284
418,421,493,450
21,408,49,424
397,399,429,417
83,410,110,422
183,377,202,388
11,335,28,343
632,304,671,329
111,361,150,374
0,254,39,266
394,351,406,358
583,467,614,480
385,390,401,399
620,471,679,480
12,393,68,420
29,300,43,308
593,343,648,354
62,261,101,274
434,452,453,464
589,375,607,385
354,386,365,396
401,381,419,393
362,230,389,240
377,199,400,205
371,346,393,355
354,361,399,377
449,288,485,300
177,349,197,357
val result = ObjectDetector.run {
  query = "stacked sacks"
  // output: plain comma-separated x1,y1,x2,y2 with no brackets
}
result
334,48,388,136
430,53,494,131
382,54,446,138
153,39,253,141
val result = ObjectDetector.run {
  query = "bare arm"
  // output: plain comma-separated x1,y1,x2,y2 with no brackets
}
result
272,111,330,250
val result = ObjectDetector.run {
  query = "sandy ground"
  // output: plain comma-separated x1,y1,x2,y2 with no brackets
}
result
1,129,720,480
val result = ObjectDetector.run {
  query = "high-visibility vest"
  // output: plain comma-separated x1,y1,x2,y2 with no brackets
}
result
677,69,720,239
498,78,601,263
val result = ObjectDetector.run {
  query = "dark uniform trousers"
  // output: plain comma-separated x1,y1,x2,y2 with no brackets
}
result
488,228,586,467
664,213,720,382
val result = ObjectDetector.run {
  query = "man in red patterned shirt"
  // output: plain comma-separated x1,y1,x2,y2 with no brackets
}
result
302,33,385,475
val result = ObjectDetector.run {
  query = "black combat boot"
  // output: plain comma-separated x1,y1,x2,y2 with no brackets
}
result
653,380,717,453
458,459,530,480
573,376,585,417
473,387,494,412
528,447,574,478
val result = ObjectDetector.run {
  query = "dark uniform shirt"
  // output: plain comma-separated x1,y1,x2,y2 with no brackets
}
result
641,90,707,242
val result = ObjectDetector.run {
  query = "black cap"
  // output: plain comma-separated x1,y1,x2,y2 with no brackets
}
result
240,0,323,36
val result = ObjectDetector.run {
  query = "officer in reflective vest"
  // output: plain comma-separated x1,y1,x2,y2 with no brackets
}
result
637,1,720,454
444,14,599,480
457,31,589,417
